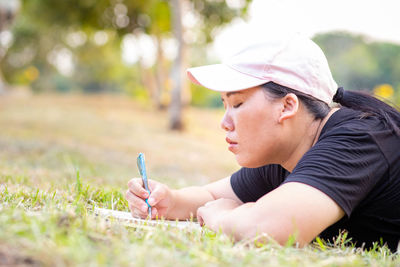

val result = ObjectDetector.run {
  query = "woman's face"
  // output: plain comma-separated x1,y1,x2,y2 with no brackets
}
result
221,86,284,168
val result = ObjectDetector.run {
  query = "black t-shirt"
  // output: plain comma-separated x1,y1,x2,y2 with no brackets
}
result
231,108,400,251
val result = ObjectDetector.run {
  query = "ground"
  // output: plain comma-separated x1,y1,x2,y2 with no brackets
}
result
0,93,398,266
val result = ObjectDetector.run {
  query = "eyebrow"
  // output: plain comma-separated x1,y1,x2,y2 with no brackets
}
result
221,91,243,102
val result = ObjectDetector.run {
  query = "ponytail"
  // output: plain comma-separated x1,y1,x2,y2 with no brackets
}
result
333,87,400,135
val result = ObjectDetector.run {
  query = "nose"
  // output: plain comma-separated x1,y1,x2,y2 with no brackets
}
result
220,110,234,131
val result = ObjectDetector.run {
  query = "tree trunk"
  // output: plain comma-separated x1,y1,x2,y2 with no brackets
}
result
0,70,6,94
169,0,186,130
153,35,167,110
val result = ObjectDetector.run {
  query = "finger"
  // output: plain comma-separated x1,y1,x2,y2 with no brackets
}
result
126,190,151,214
147,186,166,206
148,179,158,192
129,204,149,219
196,207,205,226
127,178,149,198
128,177,143,187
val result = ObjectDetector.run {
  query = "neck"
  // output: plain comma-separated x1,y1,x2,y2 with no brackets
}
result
281,108,338,172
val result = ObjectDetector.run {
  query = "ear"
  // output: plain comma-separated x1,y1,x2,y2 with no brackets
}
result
278,93,299,123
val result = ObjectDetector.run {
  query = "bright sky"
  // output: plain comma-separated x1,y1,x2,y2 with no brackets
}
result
213,0,400,60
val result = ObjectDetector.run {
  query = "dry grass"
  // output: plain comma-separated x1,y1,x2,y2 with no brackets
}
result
0,93,239,189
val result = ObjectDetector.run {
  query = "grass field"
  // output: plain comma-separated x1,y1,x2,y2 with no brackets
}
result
0,93,398,266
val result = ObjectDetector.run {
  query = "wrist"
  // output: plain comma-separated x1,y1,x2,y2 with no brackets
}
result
215,208,235,233
218,203,254,240
165,188,178,219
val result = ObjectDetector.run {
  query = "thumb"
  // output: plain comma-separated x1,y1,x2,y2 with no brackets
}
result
147,185,167,206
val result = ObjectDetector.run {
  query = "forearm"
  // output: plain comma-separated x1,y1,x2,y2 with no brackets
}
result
217,203,298,245
217,203,258,240
203,183,344,247
166,186,215,220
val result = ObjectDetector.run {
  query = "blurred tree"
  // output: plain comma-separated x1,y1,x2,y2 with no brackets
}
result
370,42,400,88
167,0,252,130
0,0,20,93
136,0,252,130
169,0,185,130
313,32,400,95
2,0,252,130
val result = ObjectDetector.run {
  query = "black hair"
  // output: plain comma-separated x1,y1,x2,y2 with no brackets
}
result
261,82,330,119
333,87,400,135
262,82,400,135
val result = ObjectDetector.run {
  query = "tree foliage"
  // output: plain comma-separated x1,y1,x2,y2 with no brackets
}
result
2,3,400,108
2,0,250,88
313,32,400,93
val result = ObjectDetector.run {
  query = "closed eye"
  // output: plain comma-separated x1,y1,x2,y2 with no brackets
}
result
233,103,242,108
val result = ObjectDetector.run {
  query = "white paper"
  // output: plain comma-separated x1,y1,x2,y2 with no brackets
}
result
94,207,201,230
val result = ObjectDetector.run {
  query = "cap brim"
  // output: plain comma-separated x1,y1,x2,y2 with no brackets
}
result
187,64,267,92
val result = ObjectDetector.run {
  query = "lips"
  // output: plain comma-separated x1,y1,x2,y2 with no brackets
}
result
226,137,237,145
226,137,238,153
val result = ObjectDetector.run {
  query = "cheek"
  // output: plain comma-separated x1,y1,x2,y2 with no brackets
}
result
236,106,275,142
235,107,281,167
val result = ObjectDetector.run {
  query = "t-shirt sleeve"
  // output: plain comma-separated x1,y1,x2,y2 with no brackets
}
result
231,164,288,203
283,126,388,217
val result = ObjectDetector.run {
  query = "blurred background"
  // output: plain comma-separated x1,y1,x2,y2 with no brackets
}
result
0,0,400,189
1,0,400,122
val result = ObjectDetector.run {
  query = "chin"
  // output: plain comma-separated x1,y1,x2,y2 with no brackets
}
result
236,155,265,168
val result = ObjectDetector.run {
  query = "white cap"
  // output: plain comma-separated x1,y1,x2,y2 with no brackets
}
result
187,34,338,104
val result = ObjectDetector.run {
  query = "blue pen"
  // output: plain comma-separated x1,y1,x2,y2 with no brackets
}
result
137,153,152,218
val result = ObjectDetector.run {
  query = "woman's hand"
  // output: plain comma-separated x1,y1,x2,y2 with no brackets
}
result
196,198,241,231
126,178,174,219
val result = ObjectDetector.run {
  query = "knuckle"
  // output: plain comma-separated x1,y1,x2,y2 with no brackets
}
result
134,198,144,207
136,178,144,186
128,178,138,187
128,178,142,187
133,181,144,191
127,193,144,207
129,206,146,218
126,192,134,203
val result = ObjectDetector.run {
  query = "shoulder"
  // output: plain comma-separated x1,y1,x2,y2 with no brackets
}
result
321,107,384,136
319,107,400,161
284,108,397,214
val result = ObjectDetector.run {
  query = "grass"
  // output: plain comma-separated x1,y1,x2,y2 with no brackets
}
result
0,93,399,266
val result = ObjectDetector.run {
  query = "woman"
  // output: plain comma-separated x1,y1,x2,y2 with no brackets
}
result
126,34,400,251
